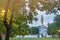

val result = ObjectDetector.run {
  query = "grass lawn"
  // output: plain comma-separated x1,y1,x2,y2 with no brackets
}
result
4,37,60,40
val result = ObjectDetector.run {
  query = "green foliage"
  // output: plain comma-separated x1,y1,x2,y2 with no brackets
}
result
54,14,60,33
48,23,58,35
30,27,39,35
0,0,60,15
0,22,6,34
48,14,60,35
54,14,60,24
16,21,29,35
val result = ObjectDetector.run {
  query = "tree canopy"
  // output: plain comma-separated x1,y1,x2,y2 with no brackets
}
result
48,14,60,35
0,0,60,14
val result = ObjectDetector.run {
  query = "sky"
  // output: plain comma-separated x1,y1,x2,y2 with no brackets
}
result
28,10,55,27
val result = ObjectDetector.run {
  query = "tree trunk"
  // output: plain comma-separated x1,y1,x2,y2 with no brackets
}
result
5,28,10,40
0,34,2,40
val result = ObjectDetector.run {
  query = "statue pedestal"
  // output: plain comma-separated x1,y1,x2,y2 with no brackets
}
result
39,26,48,37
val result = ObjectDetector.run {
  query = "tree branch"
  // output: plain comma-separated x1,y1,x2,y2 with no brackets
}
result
9,0,18,26
3,0,11,28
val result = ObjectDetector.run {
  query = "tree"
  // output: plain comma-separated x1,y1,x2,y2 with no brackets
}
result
0,0,60,40
48,14,60,37
3,0,18,40
54,14,60,26
48,23,58,35
54,14,60,37
28,0,60,14
28,27,39,37
15,20,29,40
30,27,39,35
10,23,19,37
0,21,6,40
0,0,38,40
0,22,3,40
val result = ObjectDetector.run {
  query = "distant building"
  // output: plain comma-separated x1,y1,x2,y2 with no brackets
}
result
39,26,48,37
39,15,48,37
